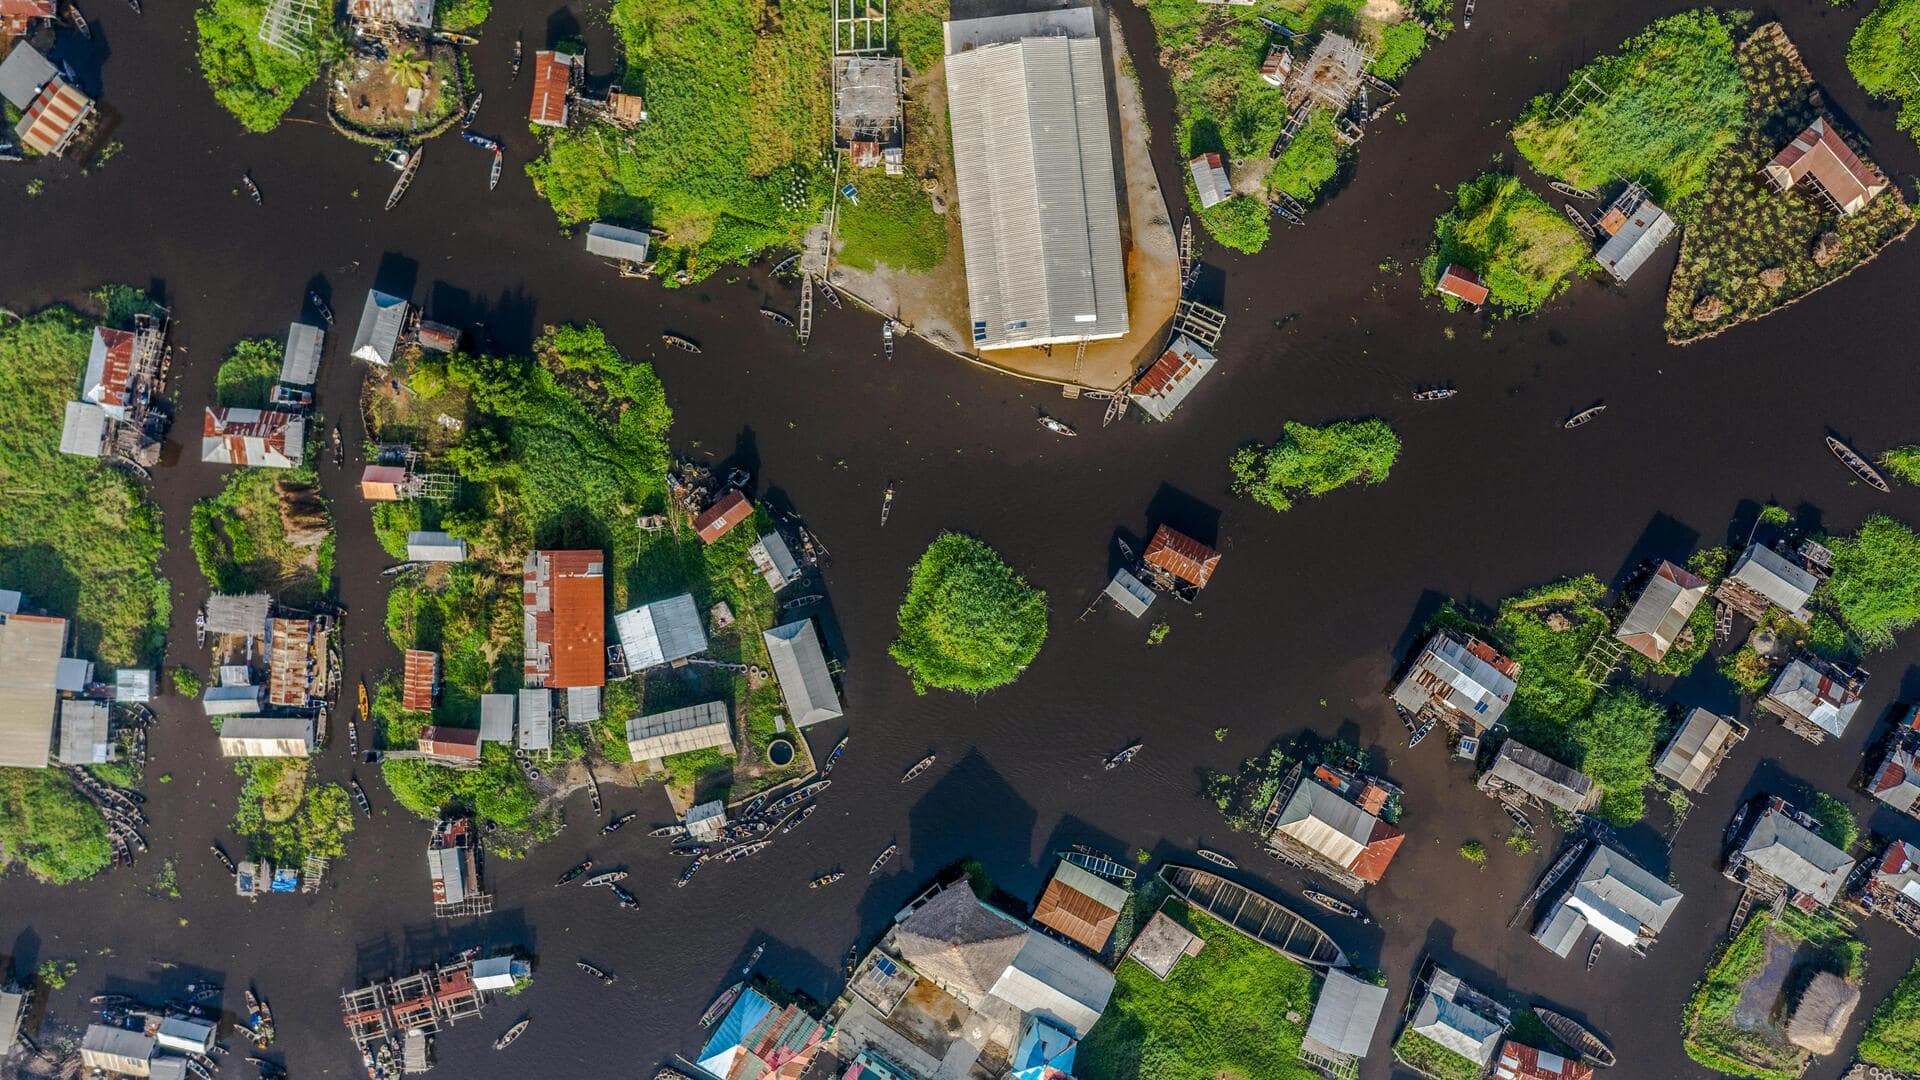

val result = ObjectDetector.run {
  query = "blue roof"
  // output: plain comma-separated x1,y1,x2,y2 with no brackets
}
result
1013,1015,1078,1072
270,868,300,891
698,987,775,1065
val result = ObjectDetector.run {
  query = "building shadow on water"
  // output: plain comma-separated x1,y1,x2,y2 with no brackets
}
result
372,254,419,309
1606,511,1701,590
1143,484,1221,549
895,749,1038,897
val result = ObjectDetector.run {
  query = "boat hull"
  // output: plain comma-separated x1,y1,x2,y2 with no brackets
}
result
1158,863,1346,968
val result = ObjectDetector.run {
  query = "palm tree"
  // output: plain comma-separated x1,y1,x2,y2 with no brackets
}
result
309,26,350,71
387,47,430,92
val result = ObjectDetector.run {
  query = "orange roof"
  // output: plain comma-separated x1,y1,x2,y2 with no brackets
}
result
92,328,136,408
1349,820,1403,884
1496,1041,1594,1080
524,550,606,687
1465,637,1521,679
1768,117,1887,212
17,78,91,156
0,0,58,15
1356,782,1390,815
529,51,573,127
360,465,407,501
694,490,752,545
403,649,438,711
1033,875,1122,953
417,726,480,759
1437,264,1490,306
1143,524,1220,588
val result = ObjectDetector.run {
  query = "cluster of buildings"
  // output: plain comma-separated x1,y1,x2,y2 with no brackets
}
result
1263,759,1406,889
339,953,528,1074
0,586,148,770
55,313,171,467
0,37,98,159
200,300,338,469
79,1004,218,1079
1102,523,1223,618
1394,961,1605,1080
526,45,644,132
200,592,334,762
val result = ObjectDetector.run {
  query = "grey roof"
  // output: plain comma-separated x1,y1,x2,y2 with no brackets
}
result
1870,735,1920,812
56,699,111,765
0,42,54,110
406,530,467,562
149,1055,190,1080
280,322,324,386
1410,986,1504,1066
202,684,266,715
988,927,1116,1038
748,532,802,590
58,402,106,457
1615,560,1707,660
1656,708,1743,792
944,9,1128,351
80,1024,154,1066
565,684,600,723
625,700,732,761
1567,843,1682,939
1531,902,1588,958
1741,806,1855,904
517,688,552,750
1104,567,1155,617
204,592,272,635
1391,630,1517,729
1189,153,1231,209
0,609,63,768
1479,740,1596,812
614,593,707,669
1729,544,1817,613
0,987,25,1049
1597,199,1676,282
350,288,408,364
427,845,468,904
762,619,843,728
155,1016,214,1053
585,222,652,263
55,657,92,692
115,668,153,703
1304,968,1389,1058
1765,657,1864,738
478,693,515,742
896,884,1029,996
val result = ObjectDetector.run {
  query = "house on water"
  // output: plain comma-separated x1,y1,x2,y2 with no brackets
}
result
0,42,96,157
202,407,305,468
624,700,733,766
1495,1041,1594,1080
1867,709,1920,818
763,618,843,729
585,222,654,278
280,322,324,401
1654,707,1746,794
943,7,1128,352
1477,740,1597,815
614,593,706,671
1189,152,1232,209
1436,264,1490,309
1139,524,1220,600
1264,762,1405,888
522,550,605,688
1031,856,1129,954
1128,335,1218,422
1760,655,1866,744
1854,838,1920,938
1613,560,1707,662
1300,967,1390,1078
1714,542,1821,622
350,289,410,365
217,716,316,757
693,983,830,1079
1531,842,1682,958
1764,117,1889,216
1390,630,1519,737
529,50,579,128
80,1026,157,1076
1725,796,1856,912
1398,963,1509,1075
427,816,490,917
1593,185,1676,283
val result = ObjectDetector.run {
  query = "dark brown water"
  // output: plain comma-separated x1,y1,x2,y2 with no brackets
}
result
4,0,1920,1076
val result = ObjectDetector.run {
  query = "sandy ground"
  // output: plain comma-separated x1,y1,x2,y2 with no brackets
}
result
829,5,1180,393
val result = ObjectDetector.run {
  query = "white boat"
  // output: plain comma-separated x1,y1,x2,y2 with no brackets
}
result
1037,415,1078,437
900,754,934,783
869,845,897,874
1563,404,1606,430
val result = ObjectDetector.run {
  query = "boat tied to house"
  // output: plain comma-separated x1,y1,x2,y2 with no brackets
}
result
760,308,795,328
700,982,743,1027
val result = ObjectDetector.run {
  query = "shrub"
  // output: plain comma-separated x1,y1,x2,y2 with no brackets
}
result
1268,108,1344,205
1459,840,1487,864
1198,193,1270,255
1848,0,1920,138
1826,515,1920,650
1229,419,1400,512
372,501,425,560
0,773,111,883
1860,960,1920,1072
214,338,281,408
1371,21,1430,81
171,666,203,697
1423,173,1589,315
435,0,490,30
1806,791,1857,851
1882,447,1920,486
891,533,1047,694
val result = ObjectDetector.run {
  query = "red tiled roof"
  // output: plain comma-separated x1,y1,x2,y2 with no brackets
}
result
1768,117,1887,211
529,51,573,127
403,649,438,711
694,490,752,545
1496,1041,1594,1080
1350,820,1403,884
1437,263,1490,306
417,726,480,759
1143,524,1220,589
92,328,135,408
18,78,91,156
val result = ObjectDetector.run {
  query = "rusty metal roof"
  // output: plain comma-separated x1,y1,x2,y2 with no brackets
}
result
1143,524,1219,588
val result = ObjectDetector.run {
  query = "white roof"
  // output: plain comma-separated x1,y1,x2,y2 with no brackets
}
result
517,688,552,750
406,530,467,562
471,956,519,990
56,699,111,765
202,684,266,716
1304,968,1390,1058
945,10,1128,351
427,845,468,904
1104,567,1155,616
565,684,600,723
614,593,707,669
155,1016,215,1053
350,289,408,364
625,700,733,761
58,401,107,457
763,619,843,728
280,322,324,385
585,222,652,262
748,532,802,590
218,715,315,757
1730,544,1817,613
988,928,1115,1037
115,669,154,702
478,693,515,742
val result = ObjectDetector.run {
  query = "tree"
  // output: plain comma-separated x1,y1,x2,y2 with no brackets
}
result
890,533,1048,694
387,47,430,92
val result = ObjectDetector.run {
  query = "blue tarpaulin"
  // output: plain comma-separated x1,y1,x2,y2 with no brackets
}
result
270,868,300,892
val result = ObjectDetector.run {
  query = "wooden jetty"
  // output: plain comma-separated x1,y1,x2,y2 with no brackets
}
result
1158,863,1347,968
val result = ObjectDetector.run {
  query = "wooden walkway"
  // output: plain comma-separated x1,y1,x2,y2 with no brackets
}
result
1159,863,1346,968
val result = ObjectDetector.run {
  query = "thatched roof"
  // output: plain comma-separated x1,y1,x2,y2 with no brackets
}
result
1787,972,1860,1055
895,884,1027,996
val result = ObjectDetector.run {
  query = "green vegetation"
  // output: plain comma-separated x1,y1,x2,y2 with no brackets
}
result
214,338,281,408
192,469,334,605
1571,689,1663,823
891,533,1047,694
1077,899,1319,1080
1423,173,1589,315
525,0,832,281
1848,0,1920,139
1370,20,1430,82
1394,1028,1485,1080
1507,831,1537,855
1511,9,1748,207
1720,645,1775,693
1825,515,1920,650
1683,905,1861,1080
1268,108,1342,205
1665,22,1914,341
1198,193,1270,256
1805,790,1857,851
375,678,551,843
171,666,203,697
1147,621,1171,647
1459,839,1487,864
1859,959,1920,1072
0,298,170,666
1228,418,1399,512
385,565,521,720
0,770,111,884
891,0,947,72
1881,447,1920,486
36,960,76,990
195,0,327,132
837,171,947,272
231,760,353,862
435,0,490,31
372,501,427,560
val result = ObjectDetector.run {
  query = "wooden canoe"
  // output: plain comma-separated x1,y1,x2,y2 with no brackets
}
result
1158,863,1346,967
1827,436,1890,492
1534,1006,1616,1068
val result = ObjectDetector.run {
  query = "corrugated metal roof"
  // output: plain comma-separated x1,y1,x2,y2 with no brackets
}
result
1143,524,1219,587
522,550,606,687
346,0,432,25
406,530,467,562
350,289,408,364
15,75,89,155
694,490,752,544
478,693,515,742
945,17,1128,351
748,532,802,590
1765,657,1865,738
1189,152,1231,209
217,715,314,757
1596,198,1675,282
1728,544,1817,613
201,407,304,468
1479,740,1596,812
1437,264,1489,305
614,593,706,669
55,698,110,765
427,845,468,904
0,611,70,768
989,930,1114,1038
763,619,843,728
1766,117,1888,214
418,725,480,759
1129,335,1218,421
517,688,552,750
1615,560,1707,660
1741,806,1854,903
267,616,314,707
529,51,576,127
625,699,733,761
202,684,266,716
205,592,272,635
403,649,438,711
1304,968,1389,1058
1655,708,1742,792
0,41,55,109
1032,861,1125,953
1104,567,1154,617
58,401,106,458
585,222,651,262
1570,844,1682,937
281,322,324,385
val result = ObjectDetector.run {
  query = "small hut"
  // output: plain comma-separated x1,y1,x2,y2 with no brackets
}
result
1139,524,1220,601
1189,152,1231,209
1437,264,1490,308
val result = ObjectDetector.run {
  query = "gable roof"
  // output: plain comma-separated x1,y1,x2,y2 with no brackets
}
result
762,619,842,728
517,688,552,750
1480,740,1597,812
1304,968,1389,1059
1764,657,1864,738
1142,524,1219,588
529,51,576,127
1495,1041,1593,1080
85,327,136,414
522,550,605,687
1274,778,1403,881
1437,264,1489,305
585,221,652,263
350,289,408,364
625,700,733,761
1129,334,1218,421
896,884,1028,996
1189,152,1231,209
201,407,304,468
1614,560,1707,660
1595,198,1674,282
1741,806,1855,904
694,490,752,544
989,930,1115,1038
614,593,706,669
1870,733,1920,813
281,322,324,386
1032,860,1128,953
1391,630,1518,728
1727,544,1817,613
1567,843,1682,941
1655,708,1744,792
1412,987,1503,1065
15,76,90,155
0,41,55,109
1766,117,1888,214
0,610,64,768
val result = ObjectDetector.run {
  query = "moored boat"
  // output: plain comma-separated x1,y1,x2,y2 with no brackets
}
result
350,777,372,816
385,145,421,211
780,594,823,611
700,982,743,1027
461,92,483,130
1413,387,1457,402
1038,415,1078,437
1533,1006,1616,1068
1550,180,1600,201
720,841,770,863
882,321,894,360
555,859,592,886
1197,848,1238,870
900,754,935,783
309,291,334,326
1563,404,1606,430
648,825,685,838
241,173,262,206
1057,846,1138,883
1159,863,1346,967
761,308,795,328
1586,938,1602,971
489,151,501,191
603,812,636,834
1565,203,1597,238
869,844,897,874
90,994,132,1006
741,943,764,974
1827,435,1890,492
820,735,848,775
810,872,844,888
662,333,701,353
1302,889,1367,921
610,884,640,909
676,860,702,888
576,961,615,985
1103,742,1142,770
210,844,235,874
67,5,90,38
492,1019,528,1050
779,806,815,834
581,870,628,887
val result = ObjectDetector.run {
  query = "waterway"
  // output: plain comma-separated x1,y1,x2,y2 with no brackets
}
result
2,0,1919,1077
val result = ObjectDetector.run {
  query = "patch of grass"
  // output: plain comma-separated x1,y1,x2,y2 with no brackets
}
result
891,0,947,72
1267,107,1344,204
1511,9,1748,208
386,565,521,721
171,666,203,697
524,0,833,281
194,0,328,132
1370,20,1430,81
1849,0,1920,139
660,746,734,794
214,337,282,408
1720,645,1775,693
1147,621,1170,647
0,299,171,667
374,677,546,836
1422,172,1589,315
1229,418,1399,512
1507,831,1536,855
1805,790,1857,852
230,758,353,862
191,468,333,604
1881,447,1920,486
1077,899,1319,1080
1198,190,1270,255
1860,959,1920,1072
890,532,1047,694
837,171,947,272
372,501,429,560
1825,515,1920,651
1394,1028,1485,1080
1459,839,1487,864
0,770,112,884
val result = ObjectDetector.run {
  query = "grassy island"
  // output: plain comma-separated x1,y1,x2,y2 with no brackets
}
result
0,771,114,883
195,0,330,132
1229,418,1399,512
1422,173,1589,315
1682,904,1862,1080
890,533,1047,695
1823,515,1920,651
1859,960,1920,1072
1077,895,1320,1080
192,469,335,604
231,760,354,864
214,338,283,410
1849,0,1920,140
